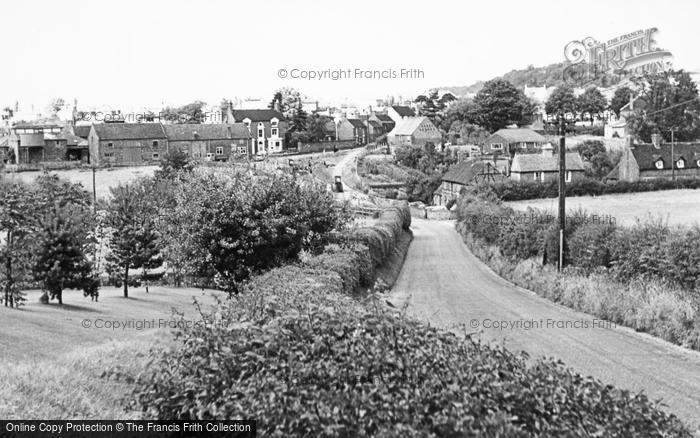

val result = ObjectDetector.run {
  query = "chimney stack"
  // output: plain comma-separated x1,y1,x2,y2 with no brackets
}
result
541,142,554,158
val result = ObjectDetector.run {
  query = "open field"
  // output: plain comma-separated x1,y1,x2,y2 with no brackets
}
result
507,189,700,226
1,166,158,200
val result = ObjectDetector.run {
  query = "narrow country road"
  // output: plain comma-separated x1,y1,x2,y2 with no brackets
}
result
389,219,700,430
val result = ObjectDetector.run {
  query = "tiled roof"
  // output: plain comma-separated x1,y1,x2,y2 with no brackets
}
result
389,117,436,136
367,120,383,129
631,143,700,170
442,160,506,185
230,109,284,122
391,106,415,117
511,152,585,173
92,123,166,140
347,119,366,129
489,128,546,143
374,114,393,122
163,123,251,141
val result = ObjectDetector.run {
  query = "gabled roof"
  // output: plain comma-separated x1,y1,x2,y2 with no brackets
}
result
163,123,251,141
347,119,366,129
374,114,393,123
511,152,585,173
366,120,383,129
631,143,700,170
389,117,437,136
489,128,546,143
442,160,506,185
391,106,415,117
230,109,284,122
92,123,166,140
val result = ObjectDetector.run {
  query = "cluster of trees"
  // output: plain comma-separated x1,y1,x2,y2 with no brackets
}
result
437,79,536,142
1,175,98,307
394,142,457,203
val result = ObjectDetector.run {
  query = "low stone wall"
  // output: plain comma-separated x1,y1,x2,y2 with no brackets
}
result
408,202,456,220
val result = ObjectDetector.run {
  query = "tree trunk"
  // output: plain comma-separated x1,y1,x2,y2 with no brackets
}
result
123,265,129,298
57,290,62,305
5,230,13,308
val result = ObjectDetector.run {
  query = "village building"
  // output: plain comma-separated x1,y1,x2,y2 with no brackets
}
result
509,143,585,183
483,128,547,156
226,109,287,155
335,118,367,145
433,160,507,206
613,139,700,182
369,113,396,134
364,119,385,142
163,123,252,160
89,123,168,166
387,116,442,147
7,123,63,164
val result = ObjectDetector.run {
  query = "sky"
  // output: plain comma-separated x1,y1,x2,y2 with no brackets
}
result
2,0,700,112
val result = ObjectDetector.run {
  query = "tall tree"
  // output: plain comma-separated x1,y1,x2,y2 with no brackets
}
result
290,107,308,132
609,86,633,118
0,182,31,308
577,87,607,125
473,79,527,132
31,203,96,305
627,69,700,142
269,87,304,120
545,85,578,119
161,101,207,123
104,181,162,298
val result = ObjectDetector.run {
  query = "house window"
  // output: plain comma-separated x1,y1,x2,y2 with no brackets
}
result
108,142,114,148
655,160,664,169
237,146,247,154
152,140,159,147
534,172,544,182
677,159,685,169
271,128,278,136
258,122,264,138
152,153,160,159
258,128,264,137
104,152,114,158
216,146,224,155
275,141,280,148
491,143,503,150
565,171,572,182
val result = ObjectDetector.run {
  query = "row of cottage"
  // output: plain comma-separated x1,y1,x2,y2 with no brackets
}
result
433,127,700,205
0,105,442,166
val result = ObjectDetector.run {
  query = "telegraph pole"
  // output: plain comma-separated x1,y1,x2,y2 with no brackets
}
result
670,128,675,181
558,116,566,272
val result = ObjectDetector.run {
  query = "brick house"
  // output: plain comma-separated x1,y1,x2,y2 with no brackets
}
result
227,109,287,155
89,123,168,166
364,119,385,142
387,116,442,148
369,113,396,134
509,144,585,183
335,118,367,145
615,140,700,182
163,123,252,160
483,128,547,156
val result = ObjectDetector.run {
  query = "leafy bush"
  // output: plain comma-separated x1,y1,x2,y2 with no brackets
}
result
135,301,690,436
568,221,618,272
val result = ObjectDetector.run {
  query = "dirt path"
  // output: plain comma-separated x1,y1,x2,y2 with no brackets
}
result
390,219,700,430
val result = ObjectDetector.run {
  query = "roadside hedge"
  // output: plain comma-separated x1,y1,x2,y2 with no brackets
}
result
487,177,700,201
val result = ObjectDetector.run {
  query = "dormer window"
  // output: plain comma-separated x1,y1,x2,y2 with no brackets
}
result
271,118,278,127
676,159,685,169
655,159,664,169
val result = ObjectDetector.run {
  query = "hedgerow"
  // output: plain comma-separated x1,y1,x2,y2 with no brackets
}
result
486,177,700,201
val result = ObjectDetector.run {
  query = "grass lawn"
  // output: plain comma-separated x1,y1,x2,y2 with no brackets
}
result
0,286,225,419
506,189,700,226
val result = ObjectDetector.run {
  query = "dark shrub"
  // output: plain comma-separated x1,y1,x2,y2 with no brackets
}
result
496,208,550,260
609,217,670,281
569,221,618,272
661,225,700,290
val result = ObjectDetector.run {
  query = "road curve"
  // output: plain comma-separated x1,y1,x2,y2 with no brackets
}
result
389,219,700,430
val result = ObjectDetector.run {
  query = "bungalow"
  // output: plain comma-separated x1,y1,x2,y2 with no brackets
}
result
483,128,547,156
387,105,416,123
387,117,442,148
89,123,168,166
163,123,252,160
510,144,585,183
227,109,287,155
433,160,507,206
616,140,700,182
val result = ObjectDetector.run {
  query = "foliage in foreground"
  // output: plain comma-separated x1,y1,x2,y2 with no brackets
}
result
133,206,690,437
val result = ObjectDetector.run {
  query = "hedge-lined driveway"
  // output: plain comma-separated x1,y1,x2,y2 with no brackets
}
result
389,219,700,430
